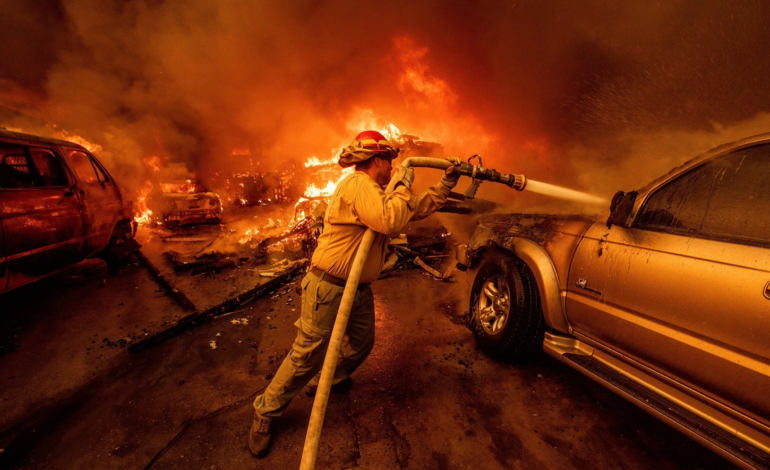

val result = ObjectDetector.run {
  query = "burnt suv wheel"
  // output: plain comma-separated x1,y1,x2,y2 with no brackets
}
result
102,222,133,265
470,251,544,362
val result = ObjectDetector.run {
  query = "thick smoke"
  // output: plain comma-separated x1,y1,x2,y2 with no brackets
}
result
2,0,770,212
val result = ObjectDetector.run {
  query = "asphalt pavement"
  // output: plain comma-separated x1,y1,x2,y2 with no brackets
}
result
0,257,736,469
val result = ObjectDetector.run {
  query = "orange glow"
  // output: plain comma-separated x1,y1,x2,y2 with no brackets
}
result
523,138,550,153
239,227,260,244
51,130,103,154
143,155,161,172
392,36,458,107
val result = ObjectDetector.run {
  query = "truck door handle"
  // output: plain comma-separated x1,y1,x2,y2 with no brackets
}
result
764,282,770,300
58,187,76,205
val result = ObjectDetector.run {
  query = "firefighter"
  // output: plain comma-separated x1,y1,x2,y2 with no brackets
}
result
249,130,461,457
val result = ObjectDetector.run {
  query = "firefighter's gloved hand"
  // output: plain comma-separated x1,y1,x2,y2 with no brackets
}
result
441,156,462,189
394,163,414,189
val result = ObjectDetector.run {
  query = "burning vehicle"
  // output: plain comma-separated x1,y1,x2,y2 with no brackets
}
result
457,133,770,469
0,129,136,294
231,170,298,206
148,180,222,227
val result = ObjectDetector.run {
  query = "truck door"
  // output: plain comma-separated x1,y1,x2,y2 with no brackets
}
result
63,148,122,254
0,144,85,292
566,143,770,428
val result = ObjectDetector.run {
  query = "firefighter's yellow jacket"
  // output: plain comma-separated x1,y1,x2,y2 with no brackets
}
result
311,171,451,283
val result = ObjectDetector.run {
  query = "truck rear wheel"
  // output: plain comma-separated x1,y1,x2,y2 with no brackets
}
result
470,251,544,362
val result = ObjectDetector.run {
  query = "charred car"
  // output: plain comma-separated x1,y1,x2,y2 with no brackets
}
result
457,133,770,469
0,129,135,294
149,180,221,227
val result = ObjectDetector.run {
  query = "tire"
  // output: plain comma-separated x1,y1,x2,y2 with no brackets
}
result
470,250,544,362
102,223,131,266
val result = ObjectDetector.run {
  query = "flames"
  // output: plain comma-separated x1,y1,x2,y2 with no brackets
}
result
234,120,405,245
304,170,353,198
393,36,458,108
239,227,260,244
51,130,104,154
302,153,353,197
134,180,154,225
48,41,468,241
143,155,161,172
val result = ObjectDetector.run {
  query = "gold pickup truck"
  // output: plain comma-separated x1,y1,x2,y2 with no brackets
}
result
457,133,770,469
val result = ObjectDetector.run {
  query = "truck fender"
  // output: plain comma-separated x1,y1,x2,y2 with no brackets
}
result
501,237,571,335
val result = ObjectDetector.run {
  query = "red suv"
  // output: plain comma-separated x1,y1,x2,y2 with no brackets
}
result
0,129,135,293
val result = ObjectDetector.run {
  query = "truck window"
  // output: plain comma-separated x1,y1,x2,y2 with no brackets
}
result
0,144,37,188
66,149,101,185
635,143,770,246
28,148,69,187
0,144,45,189
88,154,111,183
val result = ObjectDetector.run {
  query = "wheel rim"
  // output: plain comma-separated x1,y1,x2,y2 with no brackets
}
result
477,275,511,336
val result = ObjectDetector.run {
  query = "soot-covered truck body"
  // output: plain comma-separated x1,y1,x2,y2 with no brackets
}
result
457,134,770,470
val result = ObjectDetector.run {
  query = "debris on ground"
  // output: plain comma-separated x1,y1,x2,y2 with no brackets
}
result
230,318,249,325
257,258,308,277
104,335,136,349
163,250,237,275
161,236,214,243
414,256,455,281
128,259,308,353
209,340,218,350
254,216,323,258
378,228,455,281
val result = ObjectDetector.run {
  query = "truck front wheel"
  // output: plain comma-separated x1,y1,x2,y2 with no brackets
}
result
470,252,544,362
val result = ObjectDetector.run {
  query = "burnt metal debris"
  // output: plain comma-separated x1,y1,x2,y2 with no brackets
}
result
379,230,456,281
163,250,239,275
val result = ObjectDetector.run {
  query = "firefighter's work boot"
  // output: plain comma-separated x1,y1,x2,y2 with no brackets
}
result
304,377,353,397
248,414,272,458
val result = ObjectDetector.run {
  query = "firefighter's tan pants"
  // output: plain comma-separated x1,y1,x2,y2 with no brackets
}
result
253,270,375,419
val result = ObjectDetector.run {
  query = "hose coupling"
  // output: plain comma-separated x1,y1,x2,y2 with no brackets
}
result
449,161,526,191
509,173,527,191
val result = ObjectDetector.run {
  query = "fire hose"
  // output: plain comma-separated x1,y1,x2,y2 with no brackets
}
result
299,157,526,470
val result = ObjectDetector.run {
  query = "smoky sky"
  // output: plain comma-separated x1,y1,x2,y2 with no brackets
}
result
2,0,770,200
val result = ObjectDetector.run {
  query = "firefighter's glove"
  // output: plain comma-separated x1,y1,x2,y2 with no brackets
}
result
441,156,462,189
394,163,414,189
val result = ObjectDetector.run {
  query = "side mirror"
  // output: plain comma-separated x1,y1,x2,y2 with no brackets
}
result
606,190,637,228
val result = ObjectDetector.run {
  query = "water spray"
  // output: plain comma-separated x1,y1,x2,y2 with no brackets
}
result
458,154,604,205
525,180,606,205
298,156,527,470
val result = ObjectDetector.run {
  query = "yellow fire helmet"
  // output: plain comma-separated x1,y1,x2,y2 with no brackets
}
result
338,130,400,168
